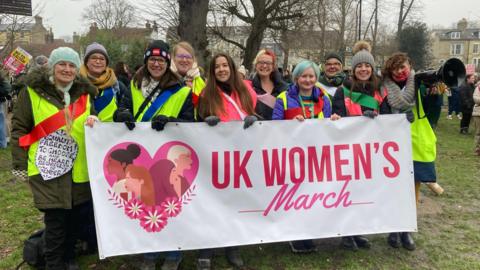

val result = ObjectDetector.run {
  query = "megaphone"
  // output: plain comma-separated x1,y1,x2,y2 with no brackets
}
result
414,58,466,88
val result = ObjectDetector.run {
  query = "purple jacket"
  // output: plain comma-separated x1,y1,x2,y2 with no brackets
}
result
272,84,332,120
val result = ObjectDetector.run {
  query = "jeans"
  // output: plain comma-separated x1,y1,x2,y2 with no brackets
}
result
448,89,460,115
0,102,6,148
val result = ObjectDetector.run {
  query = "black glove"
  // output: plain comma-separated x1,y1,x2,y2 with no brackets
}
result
362,110,378,119
243,115,258,129
205,116,221,126
116,110,136,130
405,110,415,123
151,115,169,131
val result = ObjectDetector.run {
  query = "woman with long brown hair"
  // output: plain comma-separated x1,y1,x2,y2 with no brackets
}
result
196,53,257,269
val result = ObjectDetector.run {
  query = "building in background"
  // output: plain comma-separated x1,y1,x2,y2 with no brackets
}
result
431,18,480,71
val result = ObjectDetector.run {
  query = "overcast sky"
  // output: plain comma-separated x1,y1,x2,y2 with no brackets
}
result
32,0,480,39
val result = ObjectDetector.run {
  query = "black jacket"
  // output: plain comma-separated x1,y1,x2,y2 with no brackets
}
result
250,70,288,120
459,82,475,111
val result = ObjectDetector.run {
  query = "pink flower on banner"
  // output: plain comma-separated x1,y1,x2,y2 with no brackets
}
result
124,198,145,219
161,197,182,217
140,206,168,232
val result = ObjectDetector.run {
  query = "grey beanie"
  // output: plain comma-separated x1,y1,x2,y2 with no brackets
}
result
351,40,375,70
84,42,109,65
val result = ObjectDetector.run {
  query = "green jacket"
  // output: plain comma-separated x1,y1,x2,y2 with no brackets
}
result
11,67,97,209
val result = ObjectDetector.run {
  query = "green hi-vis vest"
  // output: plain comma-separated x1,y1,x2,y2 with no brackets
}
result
192,76,205,96
96,87,117,122
277,91,325,119
130,81,191,121
26,87,91,183
411,88,436,162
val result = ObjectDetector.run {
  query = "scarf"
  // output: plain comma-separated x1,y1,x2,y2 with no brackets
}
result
141,77,160,99
319,72,346,87
383,69,416,113
50,75,74,134
79,65,117,90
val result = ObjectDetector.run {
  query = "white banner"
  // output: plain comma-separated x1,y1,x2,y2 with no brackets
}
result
85,115,416,259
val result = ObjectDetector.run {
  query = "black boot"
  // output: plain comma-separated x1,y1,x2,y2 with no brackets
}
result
353,235,371,249
387,232,401,248
400,232,416,251
341,236,358,251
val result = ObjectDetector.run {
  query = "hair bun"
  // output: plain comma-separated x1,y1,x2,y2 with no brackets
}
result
353,40,372,54
126,144,141,159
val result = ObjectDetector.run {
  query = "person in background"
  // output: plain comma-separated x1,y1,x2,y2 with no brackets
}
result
171,41,205,105
114,61,131,87
0,71,11,149
249,49,288,120
447,85,462,120
33,55,49,68
11,47,98,270
80,42,128,122
196,52,257,270
459,74,476,134
473,83,480,155
283,68,292,83
331,41,389,251
238,65,248,80
423,82,446,129
317,52,347,97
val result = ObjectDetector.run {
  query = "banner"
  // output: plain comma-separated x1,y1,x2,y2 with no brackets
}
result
2,47,32,75
85,115,416,259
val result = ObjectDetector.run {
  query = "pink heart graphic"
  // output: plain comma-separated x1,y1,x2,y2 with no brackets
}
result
103,141,199,232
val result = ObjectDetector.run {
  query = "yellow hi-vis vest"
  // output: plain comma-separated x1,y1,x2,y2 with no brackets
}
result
131,81,191,121
192,76,205,96
411,89,436,162
26,87,91,183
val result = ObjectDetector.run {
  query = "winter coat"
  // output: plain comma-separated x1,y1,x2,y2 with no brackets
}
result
332,79,391,117
459,82,475,112
249,70,288,120
11,67,97,209
0,72,11,101
272,83,332,120
473,86,480,117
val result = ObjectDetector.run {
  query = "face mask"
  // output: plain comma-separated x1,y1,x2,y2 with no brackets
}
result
392,69,410,83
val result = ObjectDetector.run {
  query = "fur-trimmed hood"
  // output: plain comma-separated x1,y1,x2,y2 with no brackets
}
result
24,67,98,105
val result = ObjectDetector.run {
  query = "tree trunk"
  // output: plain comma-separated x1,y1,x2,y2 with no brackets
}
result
177,0,209,67
242,17,267,71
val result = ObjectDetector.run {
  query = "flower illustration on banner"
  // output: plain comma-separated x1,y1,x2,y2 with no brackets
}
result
124,198,146,219
140,206,168,232
161,197,182,217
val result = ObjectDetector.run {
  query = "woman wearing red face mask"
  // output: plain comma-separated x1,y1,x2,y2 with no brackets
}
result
382,52,443,251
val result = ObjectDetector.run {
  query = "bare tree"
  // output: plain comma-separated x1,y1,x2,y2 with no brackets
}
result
82,0,136,29
0,3,45,57
397,0,415,34
329,0,356,59
211,0,304,70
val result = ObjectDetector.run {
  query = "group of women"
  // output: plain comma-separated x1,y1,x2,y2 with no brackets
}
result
10,38,438,270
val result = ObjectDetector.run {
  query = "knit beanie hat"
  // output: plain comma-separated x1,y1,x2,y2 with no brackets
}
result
144,40,171,66
48,47,81,70
351,41,375,70
324,52,343,64
84,42,109,65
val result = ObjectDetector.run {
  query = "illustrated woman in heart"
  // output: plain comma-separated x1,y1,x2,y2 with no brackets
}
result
124,164,155,206
166,144,193,197
107,143,141,200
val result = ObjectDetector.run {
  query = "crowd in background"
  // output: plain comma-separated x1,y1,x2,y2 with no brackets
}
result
0,37,479,270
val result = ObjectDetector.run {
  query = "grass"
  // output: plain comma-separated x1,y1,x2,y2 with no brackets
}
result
0,112,479,270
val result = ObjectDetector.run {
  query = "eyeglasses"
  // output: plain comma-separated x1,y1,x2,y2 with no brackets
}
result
325,62,341,67
89,56,106,62
175,53,193,60
148,57,167,65
257,61,273,66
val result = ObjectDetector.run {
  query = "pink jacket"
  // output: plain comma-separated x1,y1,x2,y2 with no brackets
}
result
218,80,257,121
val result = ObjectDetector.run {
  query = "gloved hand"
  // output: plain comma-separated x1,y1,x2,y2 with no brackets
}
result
205,116,221,126
116,110,136,131
362,110,378,119
151,115,169,131
243,115,258,129
405,110,415,123
11,169,28,181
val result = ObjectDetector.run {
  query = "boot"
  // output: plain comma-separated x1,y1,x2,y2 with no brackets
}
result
400,232,416,251
426,182,444,195
341,236,358,251
225,247,244,267
387,232,401,248
353,235,371,249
